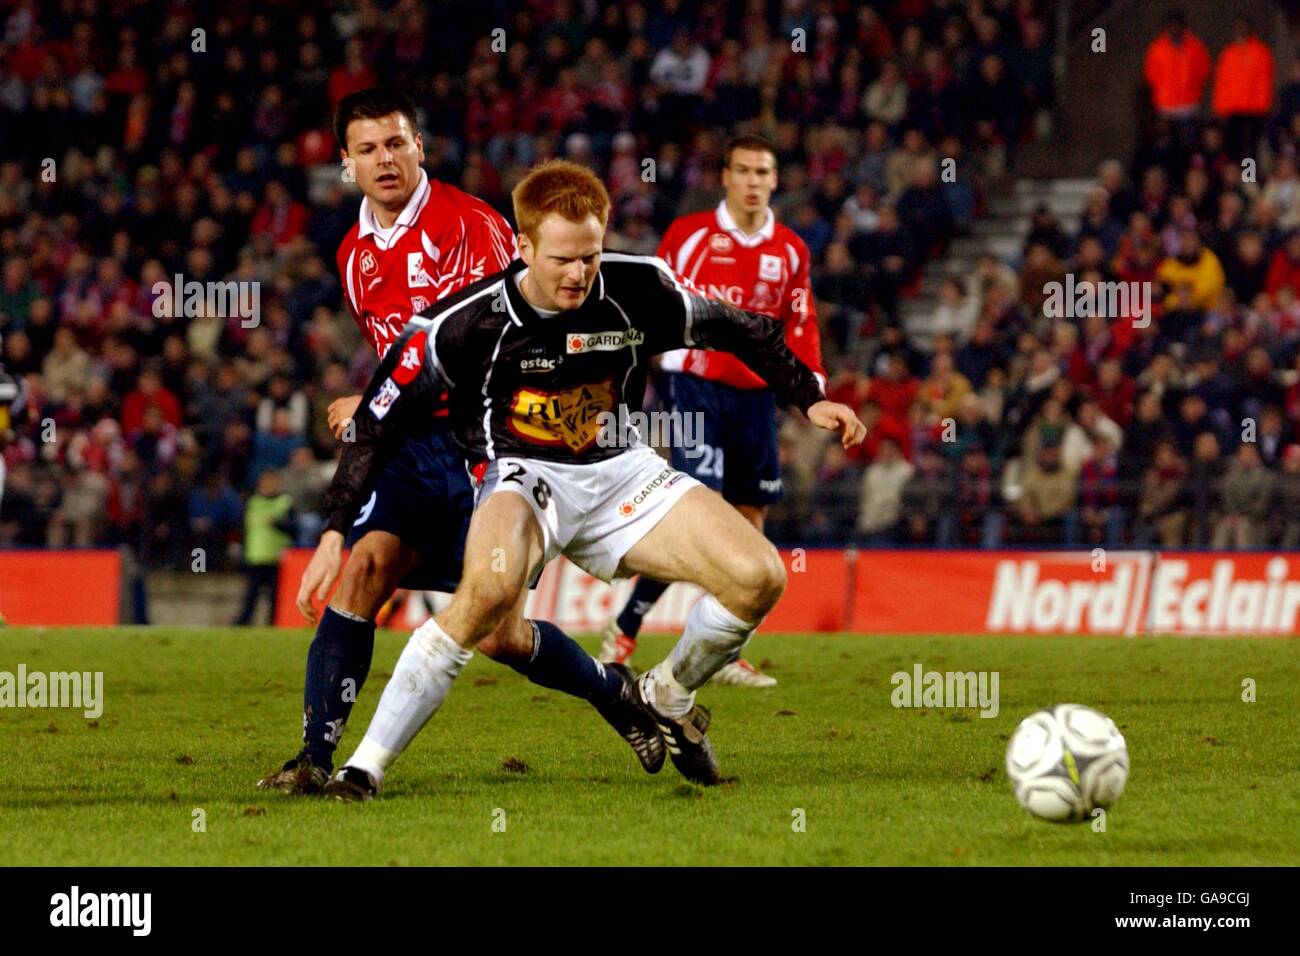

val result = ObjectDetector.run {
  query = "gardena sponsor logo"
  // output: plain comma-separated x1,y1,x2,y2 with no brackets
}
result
566,329,645,353
617,468,684,517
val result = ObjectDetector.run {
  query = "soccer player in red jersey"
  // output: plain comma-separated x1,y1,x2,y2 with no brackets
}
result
599,136,826,687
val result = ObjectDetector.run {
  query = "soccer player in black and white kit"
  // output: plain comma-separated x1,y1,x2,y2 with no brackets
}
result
317,161,864,798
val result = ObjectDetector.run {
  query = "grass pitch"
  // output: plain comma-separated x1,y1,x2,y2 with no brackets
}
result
1,627,1296,866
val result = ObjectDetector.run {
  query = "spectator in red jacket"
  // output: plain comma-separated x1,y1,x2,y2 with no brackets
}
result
849,399,913,464
327,38,377,108
867,352,920,429
120,367,181,436
1212,17,1276,158
1143,12,1211,147
250,180,308,247
1264,230,1300,298
1087,358,1137,429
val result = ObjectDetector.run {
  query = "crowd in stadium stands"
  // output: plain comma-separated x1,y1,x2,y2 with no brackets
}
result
0,1,1296,609
768,11,1300,549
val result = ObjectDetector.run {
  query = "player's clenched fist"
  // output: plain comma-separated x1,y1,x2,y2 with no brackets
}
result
328,394,363,440
806,400,867,449
296,530,345,624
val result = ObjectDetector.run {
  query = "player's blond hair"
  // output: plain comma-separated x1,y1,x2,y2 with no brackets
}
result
511,159,610,244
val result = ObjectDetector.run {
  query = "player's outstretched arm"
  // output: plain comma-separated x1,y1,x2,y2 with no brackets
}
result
317,322,443,546
650,263,861,444
647,263,864,448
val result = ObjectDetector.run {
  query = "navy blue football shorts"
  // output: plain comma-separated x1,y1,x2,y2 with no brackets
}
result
344,424,473,591
662,372,783,507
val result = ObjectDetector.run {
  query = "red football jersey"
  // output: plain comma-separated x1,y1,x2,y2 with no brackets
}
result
656,200,825,391
336,170,517,358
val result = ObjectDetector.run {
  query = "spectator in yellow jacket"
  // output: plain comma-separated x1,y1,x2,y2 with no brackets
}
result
1157,227,1225,310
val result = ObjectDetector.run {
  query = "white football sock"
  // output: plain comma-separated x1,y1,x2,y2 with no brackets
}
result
647,595,757,717
345,618,472,786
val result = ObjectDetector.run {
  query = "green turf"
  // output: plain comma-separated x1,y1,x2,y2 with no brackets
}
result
1,627,1296,865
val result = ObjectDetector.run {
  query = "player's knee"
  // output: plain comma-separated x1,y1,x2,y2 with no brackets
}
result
475,629,505,658
347,539,402,591
732,543,786,618
476,615,532,662
459,572,522,635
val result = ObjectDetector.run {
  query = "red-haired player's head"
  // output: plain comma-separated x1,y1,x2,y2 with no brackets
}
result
511,159,610,312
334,86,425,225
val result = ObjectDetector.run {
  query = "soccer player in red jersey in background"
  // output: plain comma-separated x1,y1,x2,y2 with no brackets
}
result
259,88,663,794
599,135,826,687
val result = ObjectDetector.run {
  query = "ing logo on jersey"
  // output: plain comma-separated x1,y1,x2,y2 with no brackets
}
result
507,380,616,452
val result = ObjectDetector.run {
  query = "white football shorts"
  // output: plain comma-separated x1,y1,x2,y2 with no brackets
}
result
475,445,701,582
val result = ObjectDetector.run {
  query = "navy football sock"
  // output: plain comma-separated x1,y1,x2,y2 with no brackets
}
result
302,607,376,770
616,577,671,638
504,620,622,704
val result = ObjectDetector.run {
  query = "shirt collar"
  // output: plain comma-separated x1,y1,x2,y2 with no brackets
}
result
715,199,774,248
357,168,430,244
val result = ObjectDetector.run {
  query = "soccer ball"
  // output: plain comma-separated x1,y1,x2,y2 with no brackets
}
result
1005,703,1128,823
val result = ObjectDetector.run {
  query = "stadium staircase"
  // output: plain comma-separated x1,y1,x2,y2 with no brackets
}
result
898,177,1093,351
892,0,1300,353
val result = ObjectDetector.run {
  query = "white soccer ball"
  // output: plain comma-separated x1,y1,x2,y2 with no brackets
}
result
1005,703,1128,823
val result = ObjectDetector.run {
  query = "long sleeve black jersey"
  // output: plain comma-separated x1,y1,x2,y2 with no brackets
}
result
321,252,826,534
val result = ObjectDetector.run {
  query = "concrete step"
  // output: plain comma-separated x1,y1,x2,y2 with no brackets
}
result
972,214,1081,237
948,234,1029,260
990,193,1093,217
1012,178,1097,197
